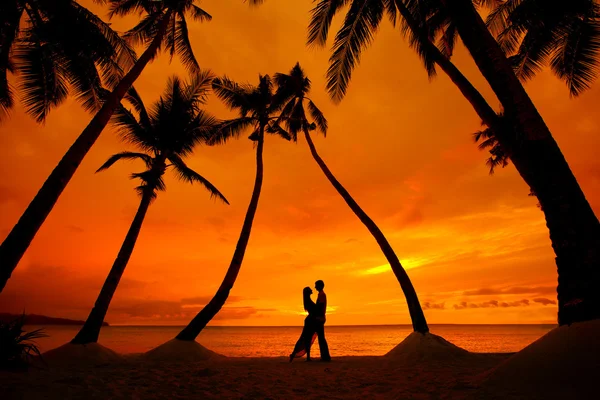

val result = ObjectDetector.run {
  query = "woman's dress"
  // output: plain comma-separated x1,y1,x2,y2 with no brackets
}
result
289,302,318,360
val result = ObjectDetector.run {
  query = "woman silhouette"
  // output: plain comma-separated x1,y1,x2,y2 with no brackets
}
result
289,287,318,362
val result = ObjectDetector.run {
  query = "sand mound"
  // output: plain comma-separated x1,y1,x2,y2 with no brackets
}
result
479,319,600,399
40,343,124,367
142,339,225,362
384,332,472,365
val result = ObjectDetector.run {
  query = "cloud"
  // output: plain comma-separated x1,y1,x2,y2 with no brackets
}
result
67,225,85,233
109,295,269,322
359,259,426,275
213,306,276,320
360,264,391,275
462,286,555,296
422,302,445,310
533,298,557,306
453,299,531,310
180,295,243,306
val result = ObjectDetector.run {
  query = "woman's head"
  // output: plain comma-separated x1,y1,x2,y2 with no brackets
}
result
303,287,313,312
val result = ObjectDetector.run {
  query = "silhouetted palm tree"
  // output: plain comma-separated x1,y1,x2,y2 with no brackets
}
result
309,0,600,325
0,0,135,121
72,72,229,344
0,0,213,294
274,63,428,333
488,0,600,96
176,74,291,341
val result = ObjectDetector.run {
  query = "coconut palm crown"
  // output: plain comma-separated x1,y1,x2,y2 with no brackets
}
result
71,71,228,345
104,71,229,203
0,0,136,121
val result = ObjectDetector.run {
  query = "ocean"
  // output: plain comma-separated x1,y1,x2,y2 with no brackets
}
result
29,324,555,357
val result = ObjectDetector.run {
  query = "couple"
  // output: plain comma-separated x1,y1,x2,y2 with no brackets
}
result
289,280,331,362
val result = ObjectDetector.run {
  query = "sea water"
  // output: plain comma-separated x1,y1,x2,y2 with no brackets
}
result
28,324,555,356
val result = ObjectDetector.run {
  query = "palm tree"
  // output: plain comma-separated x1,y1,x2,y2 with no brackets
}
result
0,0,135,121
176,74,291,341
0,0,213,294
274,63,428,333
72,72,229,344
309,0,600,325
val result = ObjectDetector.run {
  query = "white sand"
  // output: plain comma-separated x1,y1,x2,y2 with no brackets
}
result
479,319,600,400
39,343,124,367
143,339,225,362
385,332,472,365
3,326,598,399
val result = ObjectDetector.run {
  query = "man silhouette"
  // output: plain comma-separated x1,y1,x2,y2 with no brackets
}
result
314,279,331,361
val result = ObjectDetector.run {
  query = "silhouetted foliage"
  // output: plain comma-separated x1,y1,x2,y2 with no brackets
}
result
0,314,47,370
271,62,429,333
0,0,135,121
72,72,228,344
487,0,600,96
0,0,214,296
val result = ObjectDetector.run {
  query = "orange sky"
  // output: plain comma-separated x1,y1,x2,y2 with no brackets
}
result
1,0,600,326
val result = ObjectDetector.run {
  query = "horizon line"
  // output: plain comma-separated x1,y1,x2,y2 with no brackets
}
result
103,322,558,328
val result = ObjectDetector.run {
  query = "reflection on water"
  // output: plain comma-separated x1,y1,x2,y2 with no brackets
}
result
30,324,555,357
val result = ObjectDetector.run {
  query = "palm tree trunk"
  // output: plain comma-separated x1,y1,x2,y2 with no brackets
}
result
0,9,173,294
441,0,600,325
304,130,429,333
176,131,265,341
71,188,154,344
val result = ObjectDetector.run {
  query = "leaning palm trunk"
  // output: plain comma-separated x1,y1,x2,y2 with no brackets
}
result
0,10,174,294
304,130,429,333
177,133,265,341
72,188,154,344
439,0,600,325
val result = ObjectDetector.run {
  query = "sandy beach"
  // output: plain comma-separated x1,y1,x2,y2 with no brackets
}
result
2,352,509,400
3,323,599,400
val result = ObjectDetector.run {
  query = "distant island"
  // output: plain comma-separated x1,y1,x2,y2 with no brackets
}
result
0,313,109,326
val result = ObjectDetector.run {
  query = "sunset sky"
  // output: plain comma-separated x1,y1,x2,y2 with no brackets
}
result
1,0,600,327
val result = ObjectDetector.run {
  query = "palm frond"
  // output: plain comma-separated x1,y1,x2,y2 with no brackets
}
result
190,4,212,22
396,0,437,78
266,121,293,141
111,101,156,152
96,151,154,172
0,1,24,119
509,30,556,82
174,16,200,72
212,76,252,112
123,86,151,129
185,69,215,105
327,0,385,102
123,11,163,47
550,16,600,96
71,1,137,70
307,0,350,47
486,0,523,37
14,39,69,123
208,117,256,145
168,154,229,204
132,169,166,200
307,99,328,135
108,0,151,18
473,118,509,175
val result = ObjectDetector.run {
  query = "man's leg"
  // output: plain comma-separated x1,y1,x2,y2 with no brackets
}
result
315,322,331,361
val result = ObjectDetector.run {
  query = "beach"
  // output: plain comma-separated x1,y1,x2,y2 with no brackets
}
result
2,352,510,400
3,321,599,400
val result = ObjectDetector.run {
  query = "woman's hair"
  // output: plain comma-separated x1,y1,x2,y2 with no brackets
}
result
303,287,314,312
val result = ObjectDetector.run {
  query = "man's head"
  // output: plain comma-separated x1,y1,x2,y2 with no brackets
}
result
315,280,325,291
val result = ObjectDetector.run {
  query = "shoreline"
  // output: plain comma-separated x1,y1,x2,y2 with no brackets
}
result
3,322,598,399
2,350,514,400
